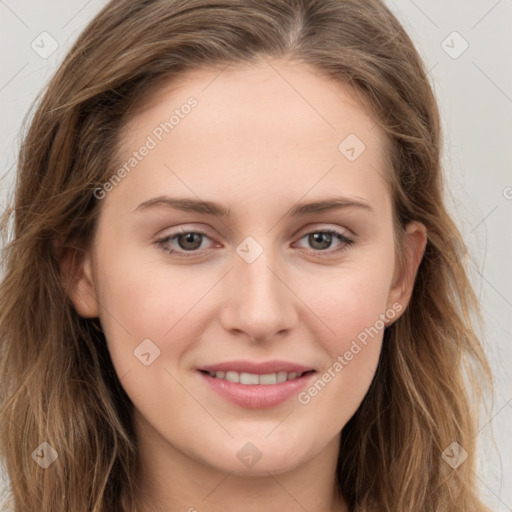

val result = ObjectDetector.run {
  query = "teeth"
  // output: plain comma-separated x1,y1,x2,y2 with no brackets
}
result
225,371,239,383
276,371,288,383
240,372,259,385
207,370,306,385
259,373,277,385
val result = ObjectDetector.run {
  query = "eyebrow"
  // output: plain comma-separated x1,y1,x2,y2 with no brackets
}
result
133,195,374,217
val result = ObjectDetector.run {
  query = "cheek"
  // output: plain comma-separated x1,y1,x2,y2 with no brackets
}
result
92,248,206,420
92,238,222,383
300,247,395,354
330,270,391,349
293,246,395,411
95,243,206,334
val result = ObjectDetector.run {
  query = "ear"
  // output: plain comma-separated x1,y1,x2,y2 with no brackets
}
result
54,241,100,318
385,221,427,323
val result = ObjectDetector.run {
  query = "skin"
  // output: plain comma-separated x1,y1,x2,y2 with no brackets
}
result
64,57,427,512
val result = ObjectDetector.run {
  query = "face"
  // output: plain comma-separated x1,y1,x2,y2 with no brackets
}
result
69,58,425,477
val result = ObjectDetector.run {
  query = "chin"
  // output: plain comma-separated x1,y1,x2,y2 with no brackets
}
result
197,434,314,476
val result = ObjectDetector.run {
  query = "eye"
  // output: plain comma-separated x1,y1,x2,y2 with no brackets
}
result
155,228,214,257
293,229,354,255
154,227,354,258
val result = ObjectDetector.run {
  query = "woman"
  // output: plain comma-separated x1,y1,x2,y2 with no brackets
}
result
0,0,493,510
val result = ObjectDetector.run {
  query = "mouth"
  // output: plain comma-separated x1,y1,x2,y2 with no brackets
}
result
196,360,316,409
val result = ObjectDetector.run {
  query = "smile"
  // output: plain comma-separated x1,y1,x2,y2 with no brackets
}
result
196,360,316,409
202,370,312,385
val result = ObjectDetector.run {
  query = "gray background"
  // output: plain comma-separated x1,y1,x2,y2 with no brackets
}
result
1,0,511,508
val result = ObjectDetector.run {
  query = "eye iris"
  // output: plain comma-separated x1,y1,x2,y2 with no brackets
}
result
309,232,332,250
178,232,202,250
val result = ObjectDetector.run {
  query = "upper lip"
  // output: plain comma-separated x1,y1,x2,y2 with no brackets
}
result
198,360,315,375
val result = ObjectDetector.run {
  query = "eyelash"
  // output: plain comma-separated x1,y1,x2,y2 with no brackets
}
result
154,228,354,259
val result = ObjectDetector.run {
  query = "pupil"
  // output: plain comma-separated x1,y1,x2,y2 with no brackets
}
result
311,232,331,250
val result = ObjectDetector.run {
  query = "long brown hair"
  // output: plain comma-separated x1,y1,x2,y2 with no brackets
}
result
0,0,493,510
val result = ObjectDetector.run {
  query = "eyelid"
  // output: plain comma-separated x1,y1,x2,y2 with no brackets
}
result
155,224,215,243
294,223,354,239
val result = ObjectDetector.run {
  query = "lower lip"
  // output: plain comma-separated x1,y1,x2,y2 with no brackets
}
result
198,371,316,409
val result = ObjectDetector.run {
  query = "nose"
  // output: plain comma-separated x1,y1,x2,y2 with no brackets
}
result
219,242,298,343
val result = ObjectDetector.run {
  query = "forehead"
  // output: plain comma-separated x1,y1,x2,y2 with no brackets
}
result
109,58,391,218
123,57,382,147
